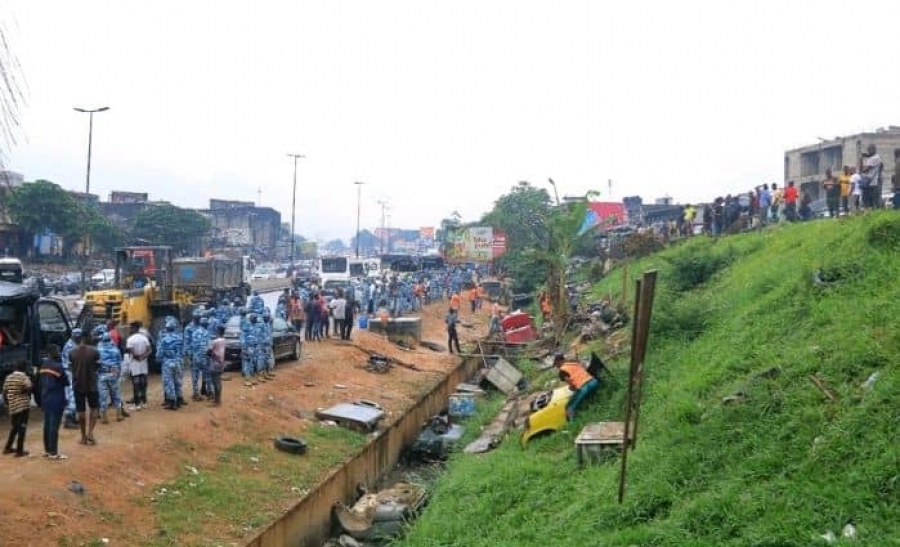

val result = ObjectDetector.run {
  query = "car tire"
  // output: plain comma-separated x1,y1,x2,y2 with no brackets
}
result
273,436,307,455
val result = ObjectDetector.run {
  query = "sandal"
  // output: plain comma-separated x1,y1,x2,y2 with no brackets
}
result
79,437,89,445
48,454,69,460
85,437,97,445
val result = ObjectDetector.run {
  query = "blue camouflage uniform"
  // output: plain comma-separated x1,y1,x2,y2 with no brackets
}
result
191,318,211,397
96,328,124,414
259,310,274,374
156,316,184,407
248,314,264,376
61,331,80,424
241,312,257,378
249,291,264,314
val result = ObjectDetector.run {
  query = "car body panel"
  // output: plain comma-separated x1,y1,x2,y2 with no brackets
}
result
222,316,299,370
521,386,572,446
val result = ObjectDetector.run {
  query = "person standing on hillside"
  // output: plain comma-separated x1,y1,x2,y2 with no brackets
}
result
838,166,852,216
2,360,32,457
770,184,783,222
783,181,799,221
823,168,840,218
445,308,461,354
860,144,883,210
96,326,128,423
553,353,599,421
757,185,772,227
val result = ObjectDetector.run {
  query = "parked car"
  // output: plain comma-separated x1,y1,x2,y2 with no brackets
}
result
90,268,116,289
54,272,84,295
222,315,300,370
250,265,276,281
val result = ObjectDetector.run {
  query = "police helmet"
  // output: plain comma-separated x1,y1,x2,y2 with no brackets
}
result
165,317,178,331
248,313,258,322
192,309,202,318
72,328,83,339
239,307,248,316
92,325,107,339
200,317,209,326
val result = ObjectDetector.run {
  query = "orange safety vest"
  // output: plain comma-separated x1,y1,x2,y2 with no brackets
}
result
450,293,461,310
560,363,592,390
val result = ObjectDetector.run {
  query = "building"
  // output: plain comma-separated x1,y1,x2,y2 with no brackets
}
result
204,199,281,258
784,127,900,202
109,191,148,204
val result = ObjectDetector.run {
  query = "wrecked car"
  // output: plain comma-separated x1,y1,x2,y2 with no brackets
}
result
521,386,573,446
334,482,428,541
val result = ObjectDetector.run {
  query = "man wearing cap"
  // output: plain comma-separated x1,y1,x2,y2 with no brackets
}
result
157,316,184,410
191,317,211,401
61,328,83,429
553,354,599,421
96,326,129,423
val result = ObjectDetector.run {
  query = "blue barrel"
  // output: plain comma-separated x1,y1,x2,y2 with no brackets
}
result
358,315,369,329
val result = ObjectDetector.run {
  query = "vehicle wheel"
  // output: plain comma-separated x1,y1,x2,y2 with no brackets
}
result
273,436,307,455
291,340,300,360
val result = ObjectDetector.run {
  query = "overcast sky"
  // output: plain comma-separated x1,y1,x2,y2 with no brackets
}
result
2,1,898,242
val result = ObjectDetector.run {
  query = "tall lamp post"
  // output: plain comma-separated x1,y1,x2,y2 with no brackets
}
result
74,106,109,293
287,153,305,265
376,200,389,254
354,181,364,257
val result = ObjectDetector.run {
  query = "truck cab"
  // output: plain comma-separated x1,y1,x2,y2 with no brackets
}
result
0,257,24,284
0,281,91,410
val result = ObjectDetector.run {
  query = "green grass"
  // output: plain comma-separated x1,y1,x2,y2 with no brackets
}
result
396,214,900,547
146,425,367,546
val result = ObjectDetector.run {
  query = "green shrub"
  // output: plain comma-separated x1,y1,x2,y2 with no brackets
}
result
664,244,735,292
866,214,900,251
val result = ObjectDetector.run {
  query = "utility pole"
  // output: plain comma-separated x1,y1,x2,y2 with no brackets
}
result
354,181,364,257
287,153,305,265
376,199,388,255
256,186,263,206
547,177,561,207
73,106,110,294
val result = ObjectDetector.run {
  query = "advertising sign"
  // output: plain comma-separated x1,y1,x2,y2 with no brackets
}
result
445,226,494,262
492,229,507,258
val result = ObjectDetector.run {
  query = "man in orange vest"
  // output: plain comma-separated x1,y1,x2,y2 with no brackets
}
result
553,353,599,421
449,290,461,312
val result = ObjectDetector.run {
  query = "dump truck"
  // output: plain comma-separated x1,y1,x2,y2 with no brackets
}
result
172,255,250,304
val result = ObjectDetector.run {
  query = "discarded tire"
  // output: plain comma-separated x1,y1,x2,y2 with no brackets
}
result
274,436,308,455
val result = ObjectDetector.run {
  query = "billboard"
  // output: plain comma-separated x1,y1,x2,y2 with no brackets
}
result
492,229,507,258
579,202,628,235
445,226,494,262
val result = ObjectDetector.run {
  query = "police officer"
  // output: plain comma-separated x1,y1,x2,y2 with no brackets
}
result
242,312,260,386
260,309,275,380
249,290,264,314
157,316,184,410
191,316,211,401
251,312,268,384
96,326,129,423
61,328,82,429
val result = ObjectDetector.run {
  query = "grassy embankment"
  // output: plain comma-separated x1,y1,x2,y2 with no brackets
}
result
397,213,900,547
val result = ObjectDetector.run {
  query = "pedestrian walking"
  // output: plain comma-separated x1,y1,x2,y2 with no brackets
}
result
39,345,69,460
2,360,32,457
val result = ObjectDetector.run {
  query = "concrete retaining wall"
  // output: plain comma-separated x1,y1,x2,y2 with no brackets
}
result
245,356,481,547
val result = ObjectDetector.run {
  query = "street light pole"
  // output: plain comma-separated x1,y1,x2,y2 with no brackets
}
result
547,177,561,207
287,153,305,265
73,106,109,293
354,181,364,257
376,200,388,255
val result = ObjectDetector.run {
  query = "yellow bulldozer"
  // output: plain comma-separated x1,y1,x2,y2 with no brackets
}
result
83,246,194,344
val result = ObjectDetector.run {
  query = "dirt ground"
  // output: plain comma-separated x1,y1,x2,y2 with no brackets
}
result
0,303,490,547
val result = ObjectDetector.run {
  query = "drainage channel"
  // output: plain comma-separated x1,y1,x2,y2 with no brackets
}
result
244,354,482,547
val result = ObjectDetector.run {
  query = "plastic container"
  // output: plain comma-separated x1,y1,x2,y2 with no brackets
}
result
358,315,369,329
449,393,476,417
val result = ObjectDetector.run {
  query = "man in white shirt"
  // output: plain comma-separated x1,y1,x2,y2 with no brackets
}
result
328,290,347,340
124,321,151,410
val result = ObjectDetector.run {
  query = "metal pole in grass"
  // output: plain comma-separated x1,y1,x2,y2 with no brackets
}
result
618,270,658,503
